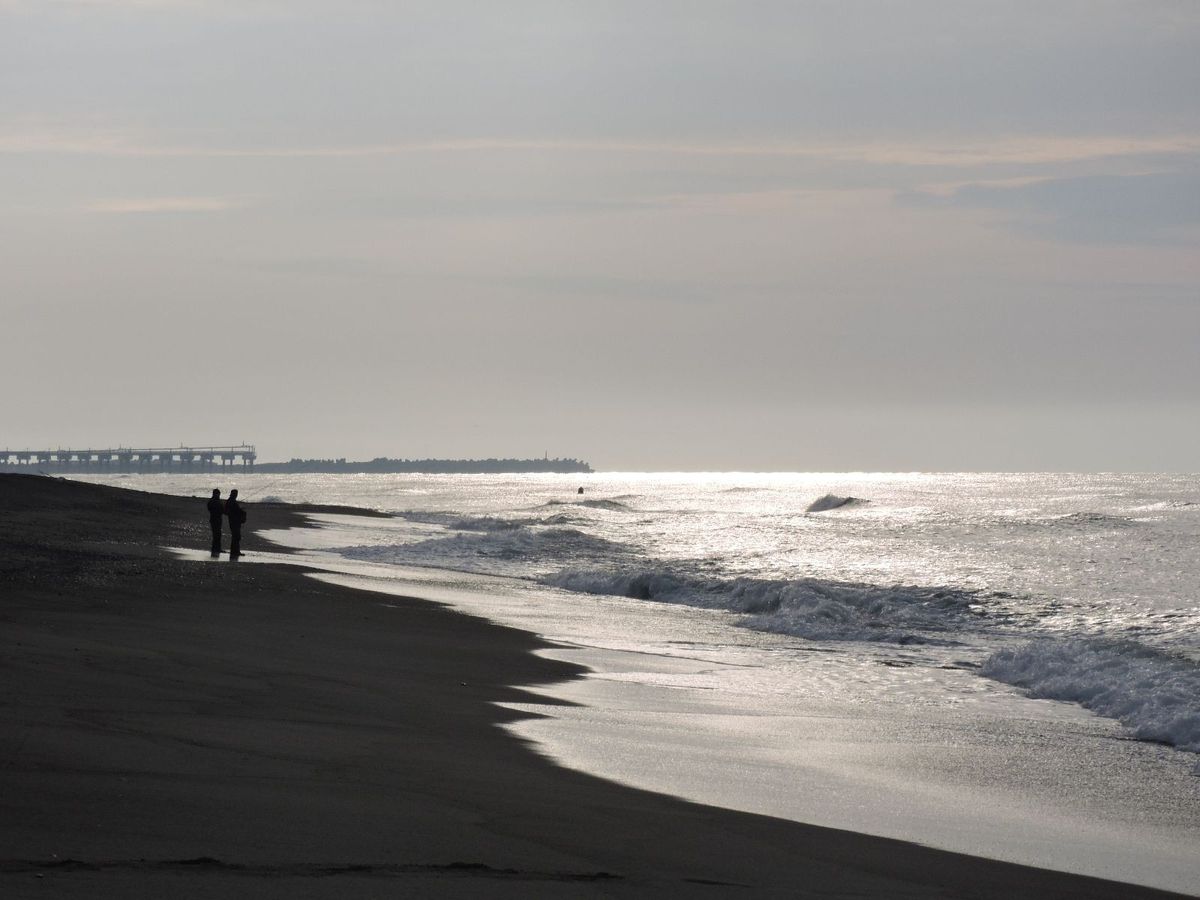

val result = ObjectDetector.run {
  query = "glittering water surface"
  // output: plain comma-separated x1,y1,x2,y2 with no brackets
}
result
101,472,1200,891
103,471,1200,641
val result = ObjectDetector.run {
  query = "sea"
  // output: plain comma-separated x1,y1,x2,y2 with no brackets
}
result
77,471,1200,893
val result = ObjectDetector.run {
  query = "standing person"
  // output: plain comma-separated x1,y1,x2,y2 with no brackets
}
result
224,489,245,559
206,488,224,557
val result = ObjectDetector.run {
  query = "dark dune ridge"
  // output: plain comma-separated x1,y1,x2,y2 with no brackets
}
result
0,473,1187,898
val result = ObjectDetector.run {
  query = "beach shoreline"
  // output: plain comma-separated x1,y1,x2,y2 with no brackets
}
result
0,473,1190,898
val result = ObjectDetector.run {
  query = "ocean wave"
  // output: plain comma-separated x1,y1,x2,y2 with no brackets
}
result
541,568,978,644
399,511,543,531
399,510,477,527
805,494,868,513
341,526,627,572
542,498,634,512
981,639,1200,754
1045,512,1136,528
1129,500,1199,512
543,512,584,526
581,498,635,511
446,515,529,531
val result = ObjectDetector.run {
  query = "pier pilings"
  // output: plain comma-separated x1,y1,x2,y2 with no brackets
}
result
0,445,256,474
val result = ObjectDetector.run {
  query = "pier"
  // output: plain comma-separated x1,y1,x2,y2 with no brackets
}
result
0,445,256,473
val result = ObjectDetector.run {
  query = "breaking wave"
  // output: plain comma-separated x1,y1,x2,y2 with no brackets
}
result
540,568,979,644
806,494,868,513
981,639,1200,754
542,498,634,512
399,511,576,531
1045,512,1136,529
543,512,584,526
340,527,628,576
580,498,635,511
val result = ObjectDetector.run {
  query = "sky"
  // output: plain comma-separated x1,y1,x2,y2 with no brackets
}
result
2,0,1198,471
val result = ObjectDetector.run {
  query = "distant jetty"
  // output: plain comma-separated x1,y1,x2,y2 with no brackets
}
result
255,457,593,474
1,445,256,474
0,446,591,475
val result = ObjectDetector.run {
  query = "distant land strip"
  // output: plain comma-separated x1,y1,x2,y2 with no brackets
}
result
255,457,593,474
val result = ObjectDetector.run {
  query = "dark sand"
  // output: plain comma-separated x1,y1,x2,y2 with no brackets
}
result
0,473,1188,898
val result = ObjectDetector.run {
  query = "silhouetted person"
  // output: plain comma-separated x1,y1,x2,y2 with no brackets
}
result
207,488,224,556
225,489,245,559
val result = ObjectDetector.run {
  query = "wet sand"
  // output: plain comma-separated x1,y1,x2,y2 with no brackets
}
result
0,473,1189,898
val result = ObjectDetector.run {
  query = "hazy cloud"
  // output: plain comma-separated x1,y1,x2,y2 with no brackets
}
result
902,170,1200,243
5,126,1200,169
86,195,251,213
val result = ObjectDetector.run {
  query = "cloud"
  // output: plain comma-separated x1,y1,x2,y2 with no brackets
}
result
85,195,250,213
5,126,1200,169
1,0,219,9
899,170,1200,243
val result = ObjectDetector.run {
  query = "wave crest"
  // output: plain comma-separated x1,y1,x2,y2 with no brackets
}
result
542,497,634,512
341,527,627,573
981,639,1200,753
541,568,977,644
400,511,575,531
806,494,868,513
1046,512,1135,528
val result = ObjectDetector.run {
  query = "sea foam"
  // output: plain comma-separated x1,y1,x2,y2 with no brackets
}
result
981,639,1200,754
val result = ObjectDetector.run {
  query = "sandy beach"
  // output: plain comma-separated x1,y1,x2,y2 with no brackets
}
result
0,473,1189,899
